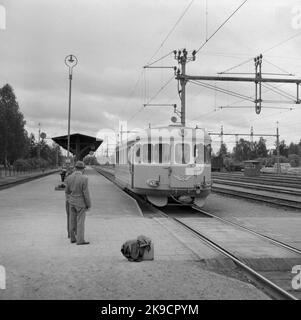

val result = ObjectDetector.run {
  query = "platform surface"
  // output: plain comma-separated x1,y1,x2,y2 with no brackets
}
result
0,168,269,300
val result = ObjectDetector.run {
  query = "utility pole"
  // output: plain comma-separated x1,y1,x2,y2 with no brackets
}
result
276,121,280,174
179,50,186,126
235,134,239,145
175,52,301,116
250,126,254,148
38,123,41,170
220,125,224,148
120,125,123,145
64,54,78,164
254,54,263,114
174,49,196,126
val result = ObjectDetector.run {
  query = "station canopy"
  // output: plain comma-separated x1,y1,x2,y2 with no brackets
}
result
52,133,103,161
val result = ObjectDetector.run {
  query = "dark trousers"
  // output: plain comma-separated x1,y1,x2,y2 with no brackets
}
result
70,205,86,244
66,201,70,238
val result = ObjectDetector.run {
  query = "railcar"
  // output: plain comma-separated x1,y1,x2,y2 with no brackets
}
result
115,125,212,207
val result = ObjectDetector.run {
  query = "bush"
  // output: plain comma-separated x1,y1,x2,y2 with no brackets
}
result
13,157,51,171
288,154,300,167
13,159,31,170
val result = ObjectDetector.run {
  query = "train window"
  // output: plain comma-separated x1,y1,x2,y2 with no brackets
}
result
134,145,141,163
136,146,140,157
116,147,119,164
175,143,190,164
142,144,153,163
153,143,170,163
153,144,160,163
127,148,131,164
204,144,211,164
162,143,170,163
194,144,204,164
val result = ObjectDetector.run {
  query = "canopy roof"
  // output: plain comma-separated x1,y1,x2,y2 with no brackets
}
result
52,133,103,160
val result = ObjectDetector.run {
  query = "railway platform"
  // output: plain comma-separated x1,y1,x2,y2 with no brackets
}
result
0,168,269,300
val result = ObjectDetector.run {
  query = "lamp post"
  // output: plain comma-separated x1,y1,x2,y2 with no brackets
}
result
64,54,78,164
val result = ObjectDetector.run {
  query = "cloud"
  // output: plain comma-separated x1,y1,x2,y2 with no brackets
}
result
0,0,300,149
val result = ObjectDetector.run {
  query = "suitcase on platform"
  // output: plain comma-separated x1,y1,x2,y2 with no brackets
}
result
142,242,154,261
121,235,154,262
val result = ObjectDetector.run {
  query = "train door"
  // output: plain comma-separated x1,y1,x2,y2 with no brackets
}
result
131,143,140,188
153,139,171,188
133,139,170,190
169,141,195,188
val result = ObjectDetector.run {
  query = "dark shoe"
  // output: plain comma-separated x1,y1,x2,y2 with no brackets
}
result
77,241,90,245
71,240,76,243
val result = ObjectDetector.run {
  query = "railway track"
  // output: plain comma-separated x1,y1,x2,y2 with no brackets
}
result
212,184,301,210
213,178,301,196
0,169,60,191
212,172,301,210
192,205,301,255
94,166,301,300
212,172,301,189
159,208,300,300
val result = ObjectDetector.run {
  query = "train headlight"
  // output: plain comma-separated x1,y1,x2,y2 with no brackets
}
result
147,179,160,187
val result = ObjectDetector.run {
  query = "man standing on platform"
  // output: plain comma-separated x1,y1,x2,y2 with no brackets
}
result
65,161,91,245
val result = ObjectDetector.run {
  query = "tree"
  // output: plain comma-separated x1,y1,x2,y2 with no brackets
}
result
255,137,268,158
218,143,228,157
0,84,28,166
288,154,300,167
83,155,99,165
27,133,38,158
288,142,299,156
277,140,289,157
233,138,252,161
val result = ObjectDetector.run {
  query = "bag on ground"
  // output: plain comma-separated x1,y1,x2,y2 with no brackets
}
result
121,235,153,262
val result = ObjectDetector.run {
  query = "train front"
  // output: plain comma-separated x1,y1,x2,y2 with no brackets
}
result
131,125,212,207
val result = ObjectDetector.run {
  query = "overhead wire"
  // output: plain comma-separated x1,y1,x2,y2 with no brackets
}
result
145,75,175,105
220,30,301,74
127,0,196,123
146,0,195,66
190,80,253,102
195,0,248,54
263,59,294,76
145,51,174,67
128,75,175,122
261,83,296,102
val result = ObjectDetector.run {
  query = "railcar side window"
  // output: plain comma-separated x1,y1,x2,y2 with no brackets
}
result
127,146,132,164
135,145,141,163
116,147,119,164
136,146,140,157
175,143,190,164
194,143,204,164
204,144,211,164
153,144,160,163
142,144,153,163
153,143,170,163
162,143,170,163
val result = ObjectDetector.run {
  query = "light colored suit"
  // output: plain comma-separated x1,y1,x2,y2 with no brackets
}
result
65,171,91,243
65,171,91,209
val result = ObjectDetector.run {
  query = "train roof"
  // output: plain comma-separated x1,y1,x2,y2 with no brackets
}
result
119,125,211,146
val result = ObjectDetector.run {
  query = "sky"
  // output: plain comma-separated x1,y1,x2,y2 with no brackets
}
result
1,0,301,155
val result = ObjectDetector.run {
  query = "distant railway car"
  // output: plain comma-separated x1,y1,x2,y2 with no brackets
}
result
230,161,244,172
114,125,212,207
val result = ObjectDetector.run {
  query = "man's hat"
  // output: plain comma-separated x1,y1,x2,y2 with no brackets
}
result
75,161,85,169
